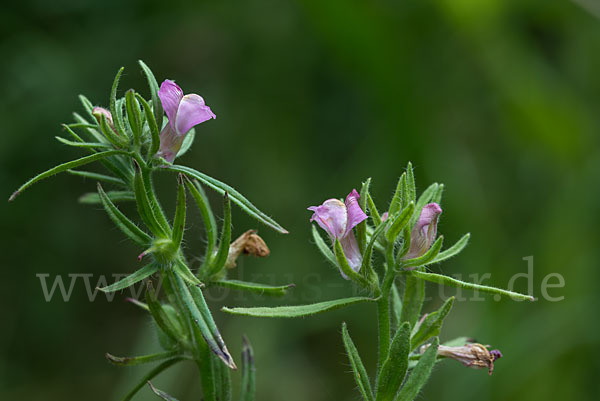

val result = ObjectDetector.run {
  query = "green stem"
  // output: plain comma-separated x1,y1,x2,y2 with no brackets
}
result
377,246,396,372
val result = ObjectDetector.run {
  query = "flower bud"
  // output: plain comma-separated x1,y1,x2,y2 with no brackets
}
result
404,203,442,259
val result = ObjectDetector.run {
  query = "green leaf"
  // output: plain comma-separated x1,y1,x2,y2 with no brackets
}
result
367,193,382,226
430,233,470,264
98,263,158,292
240,336,256,401
133,162,169,237
400,273,424,328
212,350,232,401
222,296,375,318
385,202,414,243
432,183,444,204
148,381,180,401
406,162,416,204
186,179,218,265
173,259,203,287
97,183,153,247
55,136,112,149
212,280,294,297
410,297,454,349
109,67,127,138
396,226,411,260
136,93,161,159
391,284,402,329
311,225,337,268
402,236,444,269
172,175,187,250
99,113,128,148
67,169,125,186
408,270,535,301
122,357,184,401
164,165,288,234
342,323,374,401
205,193,231,278
9,150,129,202
388,173,406,217
177,128,195,158
395,338,438,401
106,350,180,366
139,60,163,130
410,183,439,227
79,190,135,204
357,178,371,253
376,322,410,401
360,217,389,281
172,271,236,369
78,94,95,121
125,89,143,146
146,282,186,346
334,238,369,287
442,337,471,348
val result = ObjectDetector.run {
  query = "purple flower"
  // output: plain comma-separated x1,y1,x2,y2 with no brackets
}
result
404,203,442,259
308,189,367,278
157,80,216,162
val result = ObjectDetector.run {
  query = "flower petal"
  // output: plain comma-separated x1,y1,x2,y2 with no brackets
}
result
344,189,367,235
308,199,347,239
340,230,362,274
157,124,185,163
158,80,183,130
405,203,442,259
175,94,216,136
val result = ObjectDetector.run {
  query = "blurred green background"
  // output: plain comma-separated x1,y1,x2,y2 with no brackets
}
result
2,0,599,400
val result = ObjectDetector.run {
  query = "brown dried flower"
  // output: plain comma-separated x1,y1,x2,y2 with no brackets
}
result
225,230,270,268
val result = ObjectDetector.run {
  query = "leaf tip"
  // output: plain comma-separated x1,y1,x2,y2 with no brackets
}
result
8,190,19,202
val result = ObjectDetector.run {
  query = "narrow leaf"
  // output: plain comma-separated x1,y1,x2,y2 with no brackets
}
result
122,358,184,401
388,173,406,217
311,225,337,268
55,136,112,149
134,162,169,237
98,263,158,292
78,94,95,121
172,272,236,369
164,165,288,234
100,113,128,148
109,67,127,138
400,273,424,328
376,322,410,401
240,336,256,401
432,183,444,204
136,93,161,159
222,297,375,318
357,178,371,253
147,381,180,401
367,193,382,226
79,190,135,204
391,284,402,329
212,280,295,297
409,270,535,301
342,323,374,401
411,297,454,349
395,338,439,401
146,282,185,345
106,350,180,366
402,236,444,269
139,60,163,129
9,150,129,202
186,178,218,263
173,259,203,287
360,218,389,280
206,192,231,278
172,175,187,250
406,162,416,203
126,89,143,145
385,202,414,243
67,169,125,186
430,233,470,264
97,183,153,247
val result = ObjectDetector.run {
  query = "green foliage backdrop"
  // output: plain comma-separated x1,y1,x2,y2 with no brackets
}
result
2,0,599,400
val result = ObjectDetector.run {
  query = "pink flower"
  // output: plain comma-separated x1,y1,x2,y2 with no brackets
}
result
157,80,216,162
404,203,442,259
308,189,367,278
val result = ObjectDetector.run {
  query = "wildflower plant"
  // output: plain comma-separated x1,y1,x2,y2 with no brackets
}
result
10,61,533,400
223,164,533,401
9,61,290,400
